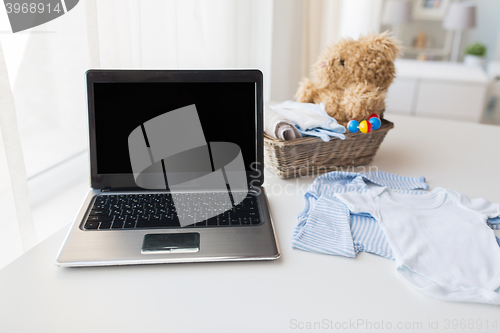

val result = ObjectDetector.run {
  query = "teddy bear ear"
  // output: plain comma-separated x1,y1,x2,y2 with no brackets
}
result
359,31,402,61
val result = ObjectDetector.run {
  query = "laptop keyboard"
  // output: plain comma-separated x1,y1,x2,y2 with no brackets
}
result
83,192,262,230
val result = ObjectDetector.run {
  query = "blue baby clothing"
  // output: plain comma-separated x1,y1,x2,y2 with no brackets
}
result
336,187,500,305
269,101,346,142
295,126,345,142
294,171,500,258
293,171,430,259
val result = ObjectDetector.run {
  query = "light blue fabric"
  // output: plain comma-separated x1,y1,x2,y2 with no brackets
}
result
488,216,500,229
296,125,346,142
488,217,500,245
293,171,500,258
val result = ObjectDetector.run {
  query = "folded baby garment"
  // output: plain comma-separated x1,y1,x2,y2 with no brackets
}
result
293,171,429,259
268,101,346,142
264,105,302,140
335,187,500,305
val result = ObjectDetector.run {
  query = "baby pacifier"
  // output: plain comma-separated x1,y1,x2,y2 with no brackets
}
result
347,114,381,133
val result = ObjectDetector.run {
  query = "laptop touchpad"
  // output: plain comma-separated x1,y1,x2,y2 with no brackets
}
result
142,233,200,254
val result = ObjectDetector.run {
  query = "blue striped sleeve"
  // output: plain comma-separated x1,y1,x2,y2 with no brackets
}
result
293,196,355,257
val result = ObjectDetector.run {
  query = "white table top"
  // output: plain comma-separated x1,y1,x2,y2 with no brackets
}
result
1,114,500,333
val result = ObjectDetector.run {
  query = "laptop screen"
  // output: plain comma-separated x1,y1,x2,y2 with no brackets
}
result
87,70,263,190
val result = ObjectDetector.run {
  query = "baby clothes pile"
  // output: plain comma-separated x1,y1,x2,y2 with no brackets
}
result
294,171,500,305
264,101,346,142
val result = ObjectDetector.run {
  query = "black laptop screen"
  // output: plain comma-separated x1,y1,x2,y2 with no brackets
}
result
93,82,257,175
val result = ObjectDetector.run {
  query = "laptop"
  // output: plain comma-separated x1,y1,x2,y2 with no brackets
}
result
56,69,280,267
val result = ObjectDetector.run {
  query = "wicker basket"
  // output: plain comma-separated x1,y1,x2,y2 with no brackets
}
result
264,119,394,178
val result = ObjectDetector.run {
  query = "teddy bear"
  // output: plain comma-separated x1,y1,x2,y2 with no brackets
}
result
296,32,401,126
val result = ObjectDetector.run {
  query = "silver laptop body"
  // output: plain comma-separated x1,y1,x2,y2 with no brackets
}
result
56,69,280,267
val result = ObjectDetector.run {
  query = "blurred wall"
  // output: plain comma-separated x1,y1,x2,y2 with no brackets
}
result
381,0,500,62
467,0,500,62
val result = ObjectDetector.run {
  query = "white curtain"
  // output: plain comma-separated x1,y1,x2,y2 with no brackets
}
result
301,0,343,78
84,0,275,98
338,0,383,40
0,40,37,267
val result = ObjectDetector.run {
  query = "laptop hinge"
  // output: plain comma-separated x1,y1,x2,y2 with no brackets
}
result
100,186,259,193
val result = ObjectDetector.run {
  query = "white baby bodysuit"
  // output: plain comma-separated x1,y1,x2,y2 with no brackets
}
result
335,187,500,305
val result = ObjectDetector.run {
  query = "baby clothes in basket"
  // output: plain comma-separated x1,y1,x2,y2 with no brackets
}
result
268,101,346,142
